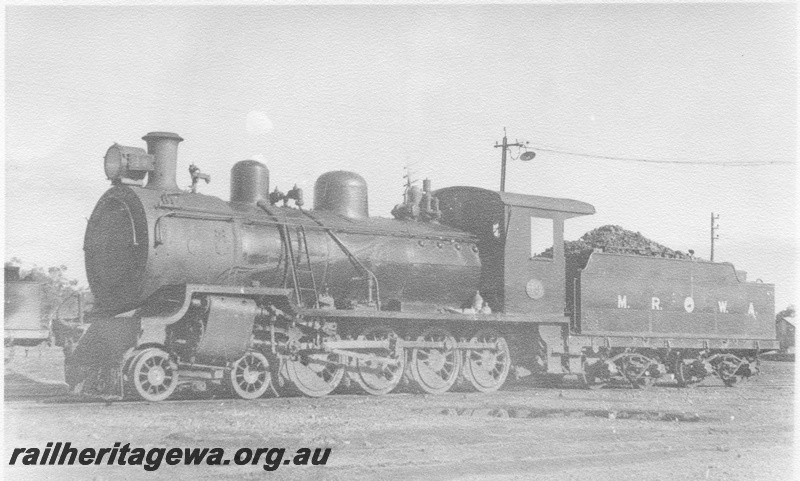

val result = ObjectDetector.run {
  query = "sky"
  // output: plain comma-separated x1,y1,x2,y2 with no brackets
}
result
4,3,797,310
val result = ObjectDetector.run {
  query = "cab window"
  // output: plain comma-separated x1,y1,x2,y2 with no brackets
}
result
530,217,553,259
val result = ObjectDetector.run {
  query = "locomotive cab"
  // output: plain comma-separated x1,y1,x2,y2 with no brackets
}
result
435,187,595,320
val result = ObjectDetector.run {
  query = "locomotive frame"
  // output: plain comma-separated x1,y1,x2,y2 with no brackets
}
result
67,131,778,401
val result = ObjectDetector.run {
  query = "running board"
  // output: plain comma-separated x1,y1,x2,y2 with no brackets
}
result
322,339,498,351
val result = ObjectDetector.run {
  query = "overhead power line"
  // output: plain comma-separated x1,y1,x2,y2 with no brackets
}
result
528,145,792,166
8,79,793,166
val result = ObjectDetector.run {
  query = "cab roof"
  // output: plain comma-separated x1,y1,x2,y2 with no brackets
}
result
435,186,595,218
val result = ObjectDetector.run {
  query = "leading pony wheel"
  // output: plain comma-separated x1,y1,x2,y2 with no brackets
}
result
227,351,271,399
129,348,178,402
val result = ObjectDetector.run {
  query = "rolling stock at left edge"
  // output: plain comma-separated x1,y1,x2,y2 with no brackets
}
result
65,131,778,401
4,266,50,349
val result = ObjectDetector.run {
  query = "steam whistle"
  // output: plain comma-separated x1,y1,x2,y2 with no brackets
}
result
419,179,441,222
391,185,421,220
391,178,440,222
189,164,210,193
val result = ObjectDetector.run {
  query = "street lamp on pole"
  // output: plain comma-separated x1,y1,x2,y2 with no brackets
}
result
710,213,720,262
494,128,535,192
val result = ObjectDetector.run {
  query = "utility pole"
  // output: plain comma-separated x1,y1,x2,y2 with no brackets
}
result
710,213,720,262
494,128,529,192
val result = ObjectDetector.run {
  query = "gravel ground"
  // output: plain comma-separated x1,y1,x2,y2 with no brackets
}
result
3,345,795,480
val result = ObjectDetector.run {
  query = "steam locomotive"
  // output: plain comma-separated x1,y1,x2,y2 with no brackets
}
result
66,132,778,401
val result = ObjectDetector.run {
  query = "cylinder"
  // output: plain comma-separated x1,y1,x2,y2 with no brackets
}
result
230,160,270,204
143,131,183,191
314,171,369,219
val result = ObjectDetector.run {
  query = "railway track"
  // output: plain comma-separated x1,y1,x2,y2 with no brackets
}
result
5,345,792,409
5,379,793,409
5,357,793,481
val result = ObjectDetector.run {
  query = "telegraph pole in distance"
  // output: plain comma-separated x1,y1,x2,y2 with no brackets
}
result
494,128,529,192
710,213,720,262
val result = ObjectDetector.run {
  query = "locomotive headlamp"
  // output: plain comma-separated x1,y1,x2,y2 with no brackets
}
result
104,143,155,184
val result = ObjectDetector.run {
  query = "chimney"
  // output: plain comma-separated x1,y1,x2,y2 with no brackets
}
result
142,132,183,191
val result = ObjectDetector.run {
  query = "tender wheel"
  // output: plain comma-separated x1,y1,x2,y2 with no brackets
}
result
128,348,178,402
410,327,462,394
227,351,271,399
619,353,657,390
715,354,743,387
462,329,510,393
633,375,656,389
579,359,608,390
353,326,405,396
674,353,705,387
283,351,345,397
579,373,606,390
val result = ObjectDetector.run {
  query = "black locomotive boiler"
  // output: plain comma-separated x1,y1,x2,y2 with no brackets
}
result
67,132,778,401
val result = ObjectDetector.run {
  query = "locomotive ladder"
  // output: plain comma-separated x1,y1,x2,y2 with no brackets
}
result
300,210,381,310
281,224,319,309
254,200,320,308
